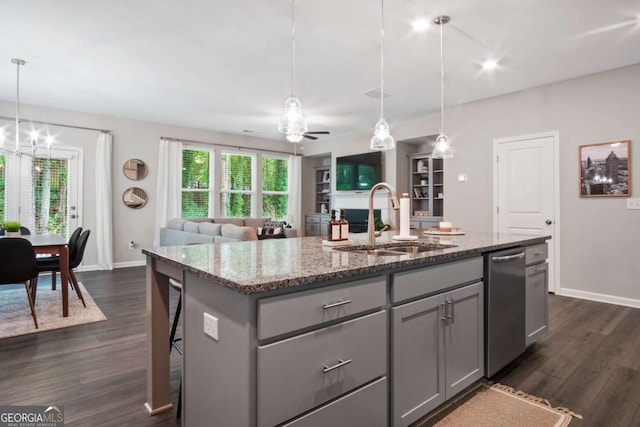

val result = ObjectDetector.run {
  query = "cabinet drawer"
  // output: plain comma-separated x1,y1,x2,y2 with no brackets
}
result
257,311,387,427
258,276,386,339
525,243,548,265
392,257,482,303
526,263,549,346
282,377,387,427
306,215,321,224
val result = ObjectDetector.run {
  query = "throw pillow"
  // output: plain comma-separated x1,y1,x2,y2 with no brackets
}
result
260,220,286,236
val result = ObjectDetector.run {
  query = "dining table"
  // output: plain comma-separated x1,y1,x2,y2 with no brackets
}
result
6,234,71,317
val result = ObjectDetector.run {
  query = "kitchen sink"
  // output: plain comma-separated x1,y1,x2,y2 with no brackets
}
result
335,242,456,256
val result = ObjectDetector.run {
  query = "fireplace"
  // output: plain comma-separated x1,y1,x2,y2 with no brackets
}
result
342,209,381,233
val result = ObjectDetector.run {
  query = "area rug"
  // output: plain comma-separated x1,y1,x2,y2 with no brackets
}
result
0,281,106,339
416,383,582,427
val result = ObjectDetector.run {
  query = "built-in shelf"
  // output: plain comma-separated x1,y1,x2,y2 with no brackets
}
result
408,153,444,220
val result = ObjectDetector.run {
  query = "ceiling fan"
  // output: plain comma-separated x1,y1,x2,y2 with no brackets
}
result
301,130,330,140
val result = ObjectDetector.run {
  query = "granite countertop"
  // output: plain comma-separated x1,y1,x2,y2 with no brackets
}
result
143,231,549,295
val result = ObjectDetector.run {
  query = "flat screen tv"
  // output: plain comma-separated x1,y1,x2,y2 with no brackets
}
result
336,152,382,191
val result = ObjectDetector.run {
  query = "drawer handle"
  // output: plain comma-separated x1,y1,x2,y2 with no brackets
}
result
491,252,525,262
534,266,547,272
323,299,352,310
534,251,545,255
323,358,352,373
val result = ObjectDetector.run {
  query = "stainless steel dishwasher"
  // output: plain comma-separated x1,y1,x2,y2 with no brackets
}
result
485,247,526,377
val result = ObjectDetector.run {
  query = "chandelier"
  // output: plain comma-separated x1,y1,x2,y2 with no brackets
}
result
0,58,55,157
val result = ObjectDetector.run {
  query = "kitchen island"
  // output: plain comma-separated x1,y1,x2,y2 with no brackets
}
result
143,231,550,426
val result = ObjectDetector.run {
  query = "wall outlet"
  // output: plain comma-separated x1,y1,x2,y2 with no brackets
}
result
203,312,219,341
457,174,468,182
627,198,640,210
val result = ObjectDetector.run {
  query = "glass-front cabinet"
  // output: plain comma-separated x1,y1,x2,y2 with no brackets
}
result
408,153,444,228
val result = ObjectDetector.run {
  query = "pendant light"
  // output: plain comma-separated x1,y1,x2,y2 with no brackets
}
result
0,58,54,157
370,0,394,150
432,16,453,159
277,0,308,143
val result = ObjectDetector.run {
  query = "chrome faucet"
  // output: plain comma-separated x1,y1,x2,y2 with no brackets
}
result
368,182,400,245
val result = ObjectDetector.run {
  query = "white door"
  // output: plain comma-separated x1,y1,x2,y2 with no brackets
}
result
2,147,81,239
494,132,559,293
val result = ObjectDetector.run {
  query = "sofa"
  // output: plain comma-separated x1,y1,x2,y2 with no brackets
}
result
159,217,298,247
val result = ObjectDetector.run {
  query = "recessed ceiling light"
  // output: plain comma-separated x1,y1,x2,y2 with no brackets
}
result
411,19,430,32
482,60,499,71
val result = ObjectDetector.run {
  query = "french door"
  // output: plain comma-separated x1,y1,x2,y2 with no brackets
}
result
1,147,81,239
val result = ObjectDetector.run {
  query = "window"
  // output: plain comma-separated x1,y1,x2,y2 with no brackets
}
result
33,157,68,235
220,153,253,217
262,156,289,220
0,155,5,222
179,147,291,220
181,149,211,218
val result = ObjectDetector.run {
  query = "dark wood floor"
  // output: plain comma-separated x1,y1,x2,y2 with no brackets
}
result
1,267,638,426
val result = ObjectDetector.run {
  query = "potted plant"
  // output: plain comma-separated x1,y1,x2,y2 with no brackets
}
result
3,221,22,237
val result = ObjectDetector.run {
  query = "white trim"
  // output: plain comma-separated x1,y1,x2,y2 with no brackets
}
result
114,260,146,269
492,131,561,293
77,260,145,272
559,287,640,309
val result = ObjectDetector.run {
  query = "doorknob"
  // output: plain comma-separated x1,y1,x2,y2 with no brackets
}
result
545,219,552,225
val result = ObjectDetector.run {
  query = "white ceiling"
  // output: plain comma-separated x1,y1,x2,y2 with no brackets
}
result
1,0,639,142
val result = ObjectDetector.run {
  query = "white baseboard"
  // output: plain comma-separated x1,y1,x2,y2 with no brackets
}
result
76,260,145,272
558,287,640,309
114,260,146,269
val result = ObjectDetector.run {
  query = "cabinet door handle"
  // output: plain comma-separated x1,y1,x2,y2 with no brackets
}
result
322,299,352,310
440,302,447,324
323,358,352,373
534,266,547,272
448,298,455,323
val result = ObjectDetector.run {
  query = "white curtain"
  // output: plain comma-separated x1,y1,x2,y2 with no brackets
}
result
95,132,113,270
154,138,183,246
287,155,302,228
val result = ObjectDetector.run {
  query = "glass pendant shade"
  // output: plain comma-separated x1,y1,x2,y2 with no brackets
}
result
278,97,308,143
370,118,395,150
432,133,453,158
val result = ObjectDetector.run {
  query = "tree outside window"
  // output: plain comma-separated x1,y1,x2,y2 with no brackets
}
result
181,149,210,218
179,148,289,220
0,155,4,222
262,156,288,220
220,153,253,217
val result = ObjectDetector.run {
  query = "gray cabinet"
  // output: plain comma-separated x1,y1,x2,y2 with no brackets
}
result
525,244,549,346
392,279,484,427
305,213,330,237
256,275,388,427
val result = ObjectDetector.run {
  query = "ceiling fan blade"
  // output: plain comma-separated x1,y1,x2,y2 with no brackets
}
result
304,131,330,135
303,134,318,140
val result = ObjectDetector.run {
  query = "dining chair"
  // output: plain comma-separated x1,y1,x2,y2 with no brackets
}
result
42,227,83,291
34,229,90,307
0,238,39,328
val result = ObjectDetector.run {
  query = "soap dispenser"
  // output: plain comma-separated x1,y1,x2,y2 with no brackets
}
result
328,210,340,241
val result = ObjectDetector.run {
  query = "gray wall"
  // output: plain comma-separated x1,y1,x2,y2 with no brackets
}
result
0,101,294,268
304,63,640,303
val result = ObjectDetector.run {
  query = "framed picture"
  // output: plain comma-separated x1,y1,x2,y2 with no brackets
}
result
579,140,631,197
322,170,330,183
